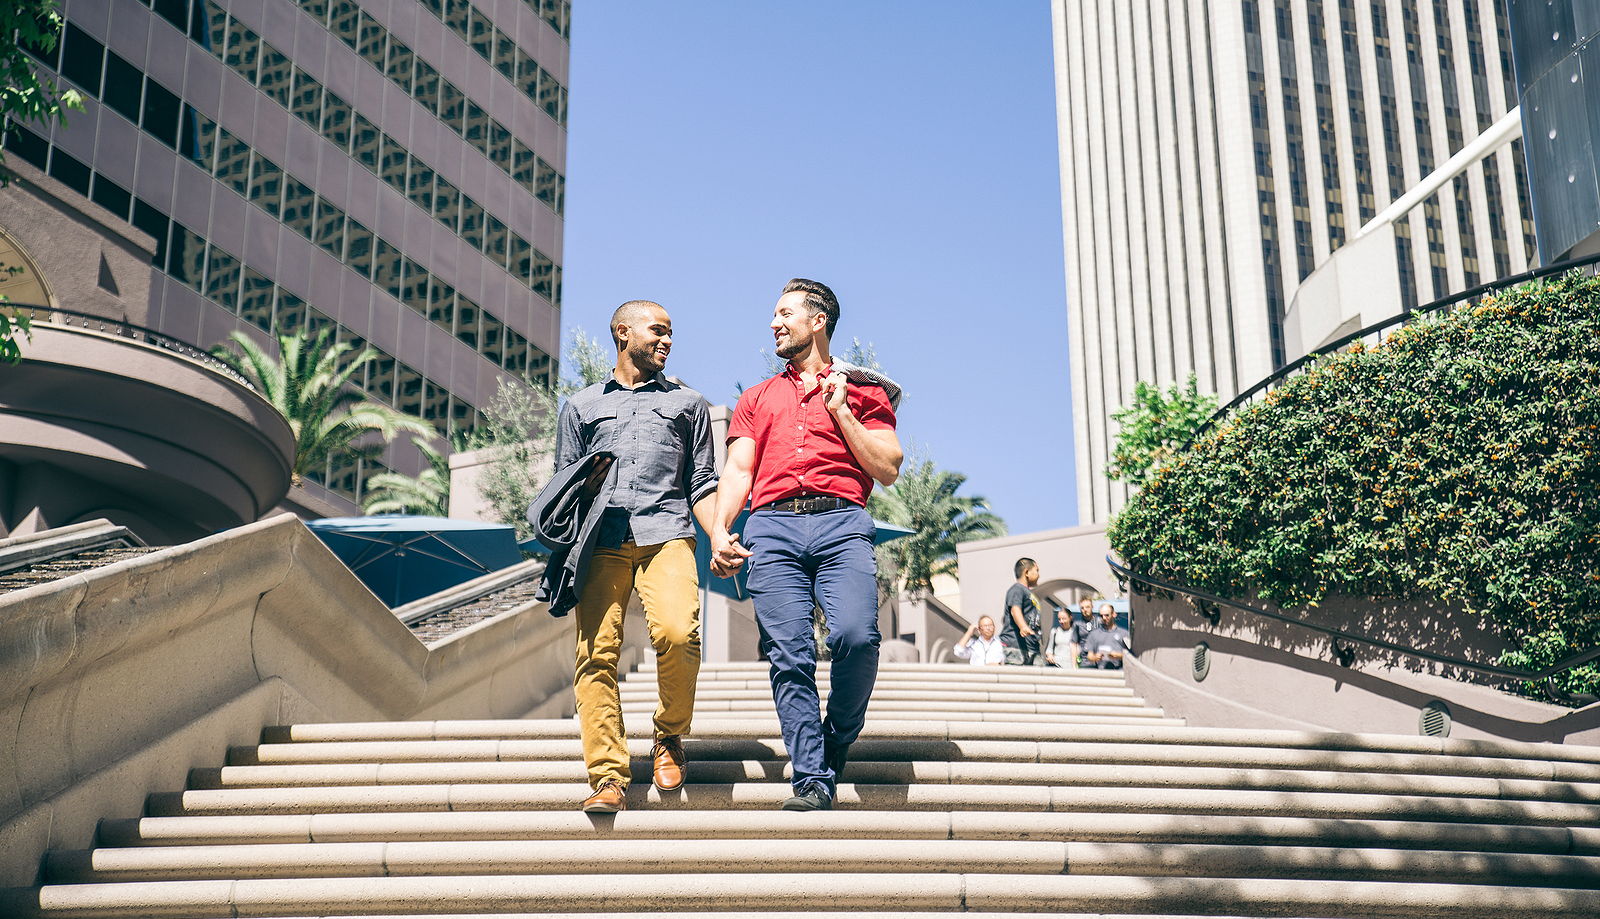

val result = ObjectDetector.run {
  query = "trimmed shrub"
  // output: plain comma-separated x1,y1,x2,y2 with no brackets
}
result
1109,270,1600,699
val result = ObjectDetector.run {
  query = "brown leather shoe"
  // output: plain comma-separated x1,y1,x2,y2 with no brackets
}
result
581,780,627,813
651,735,687,791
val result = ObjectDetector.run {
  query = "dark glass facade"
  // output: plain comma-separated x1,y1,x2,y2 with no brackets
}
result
1506,0,1600,261
5,0,566,504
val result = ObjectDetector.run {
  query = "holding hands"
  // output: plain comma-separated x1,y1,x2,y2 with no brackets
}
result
710,528,752,578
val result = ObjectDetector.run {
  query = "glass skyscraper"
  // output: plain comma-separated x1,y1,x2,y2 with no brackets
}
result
6,0,569,507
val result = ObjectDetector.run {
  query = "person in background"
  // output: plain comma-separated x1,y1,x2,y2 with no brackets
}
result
998,557,1042,665
1042,606,1076,668
1066,596,1097,667
1082,603,1132,669
954,615,1007,666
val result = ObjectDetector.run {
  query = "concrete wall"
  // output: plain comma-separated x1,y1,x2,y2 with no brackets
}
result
0,160,156,322
1283,222,1401,356
0,324,295,544
1125,589,1600,746
0,513,639,886
957,524,1114,623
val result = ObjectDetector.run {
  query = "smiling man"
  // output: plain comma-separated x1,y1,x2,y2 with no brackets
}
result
555,299,719,813
711,278,904,811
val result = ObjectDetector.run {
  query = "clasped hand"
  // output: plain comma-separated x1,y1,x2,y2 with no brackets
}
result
709,530,752,578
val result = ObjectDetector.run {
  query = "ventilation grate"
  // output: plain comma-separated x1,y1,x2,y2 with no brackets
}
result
1420,700,1452,737
1192,642,1211,682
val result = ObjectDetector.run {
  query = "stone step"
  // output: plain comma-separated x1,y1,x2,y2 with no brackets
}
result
250,720,1600,766
42,838,1600,886
229,735,1600,781
618,678,1138,695
142,781,1600,823
181,759,1600,803
616,686,1142,702
613,699,1164,716
97,809,1600,854
635,712,1185,728
6,872,1598,918
636,660,1129,679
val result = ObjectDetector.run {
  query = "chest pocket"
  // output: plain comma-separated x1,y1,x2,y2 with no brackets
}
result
648,405,685,457
579,409,620,453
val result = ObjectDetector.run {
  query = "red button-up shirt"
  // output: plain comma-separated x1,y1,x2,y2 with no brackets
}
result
727,363,898,509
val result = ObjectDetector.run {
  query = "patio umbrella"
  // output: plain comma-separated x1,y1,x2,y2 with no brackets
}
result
306,515,523,608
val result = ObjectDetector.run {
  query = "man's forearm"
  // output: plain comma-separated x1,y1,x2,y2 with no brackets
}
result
691,494,718,537
831,407,902,485
713,471,752,534
1009,605,1030,634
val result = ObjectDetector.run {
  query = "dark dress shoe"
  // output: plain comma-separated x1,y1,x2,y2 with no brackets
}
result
781,779,833,811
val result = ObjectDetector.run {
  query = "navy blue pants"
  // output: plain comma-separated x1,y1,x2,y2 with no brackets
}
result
743,505,880,791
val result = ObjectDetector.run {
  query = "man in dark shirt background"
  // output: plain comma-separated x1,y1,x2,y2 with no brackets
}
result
1067,596,1097,666
1083,603,1133,669
555,300,719,813
1000,557,1042,665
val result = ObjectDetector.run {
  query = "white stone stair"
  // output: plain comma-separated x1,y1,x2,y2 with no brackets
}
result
4,661,1600,917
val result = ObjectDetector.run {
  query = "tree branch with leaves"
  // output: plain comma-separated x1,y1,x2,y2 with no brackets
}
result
1106,373,1219,488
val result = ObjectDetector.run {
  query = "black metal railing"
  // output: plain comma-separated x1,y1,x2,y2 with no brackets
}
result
1189,251,1600,443
1108,554,1600,706
4,303,257,392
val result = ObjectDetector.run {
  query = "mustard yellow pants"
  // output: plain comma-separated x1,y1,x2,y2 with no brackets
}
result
573,537,701,788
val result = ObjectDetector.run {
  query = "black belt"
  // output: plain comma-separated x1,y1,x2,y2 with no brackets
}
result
759,494,859,514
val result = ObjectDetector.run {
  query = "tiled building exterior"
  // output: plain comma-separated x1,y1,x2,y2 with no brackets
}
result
1051,0,1539,523
6,0,569,503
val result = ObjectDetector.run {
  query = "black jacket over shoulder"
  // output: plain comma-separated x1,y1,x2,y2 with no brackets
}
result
527,449,615,617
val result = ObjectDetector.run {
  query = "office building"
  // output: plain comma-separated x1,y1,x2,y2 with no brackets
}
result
4,0,569,509
1505,2,1600,262
1051,0,1539,523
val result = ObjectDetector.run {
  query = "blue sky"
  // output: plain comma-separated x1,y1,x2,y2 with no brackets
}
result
561,2,1076,534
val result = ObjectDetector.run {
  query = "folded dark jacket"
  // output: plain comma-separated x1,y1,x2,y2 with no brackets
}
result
527,449,614,617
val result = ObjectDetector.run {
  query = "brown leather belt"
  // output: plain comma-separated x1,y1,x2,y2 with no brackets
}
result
759,494,859,514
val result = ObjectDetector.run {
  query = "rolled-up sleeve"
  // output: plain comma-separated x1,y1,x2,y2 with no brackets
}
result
684,397,719,505
554,398,583,472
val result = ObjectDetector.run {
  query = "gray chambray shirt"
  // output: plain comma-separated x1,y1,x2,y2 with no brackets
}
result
554,372,719,546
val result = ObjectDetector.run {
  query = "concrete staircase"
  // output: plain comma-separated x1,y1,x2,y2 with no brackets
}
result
6,661,1600,917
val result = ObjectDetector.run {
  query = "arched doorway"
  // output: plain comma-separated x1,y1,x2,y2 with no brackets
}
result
0,224,54,308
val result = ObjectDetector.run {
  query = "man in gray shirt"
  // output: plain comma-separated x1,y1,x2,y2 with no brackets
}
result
555,300,718,813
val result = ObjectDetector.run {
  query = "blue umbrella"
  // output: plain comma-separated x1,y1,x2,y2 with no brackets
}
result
694,512,915,600
306,515,523,607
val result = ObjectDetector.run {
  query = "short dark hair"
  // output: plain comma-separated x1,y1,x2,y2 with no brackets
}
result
782,278,839,338
610,299,661,347
1014,557,1037,578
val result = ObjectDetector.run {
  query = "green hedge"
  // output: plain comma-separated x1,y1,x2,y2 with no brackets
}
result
1109,270,1600,699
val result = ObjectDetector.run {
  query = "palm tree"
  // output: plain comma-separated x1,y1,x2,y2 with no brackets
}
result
361,438,450,515
867,458,1007,596
212,328,435,486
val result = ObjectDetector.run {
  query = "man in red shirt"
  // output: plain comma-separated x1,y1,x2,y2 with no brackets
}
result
711,278,903,811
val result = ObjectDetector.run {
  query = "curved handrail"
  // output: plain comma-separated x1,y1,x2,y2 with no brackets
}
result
1107,554,1600,705
4,302,257,392
1189,251,1600,443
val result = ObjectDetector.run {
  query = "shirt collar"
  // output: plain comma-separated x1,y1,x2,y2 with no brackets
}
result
604,371,671,392
783,360,834,382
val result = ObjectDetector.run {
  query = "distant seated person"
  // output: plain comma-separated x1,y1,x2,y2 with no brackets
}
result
954,615,1007,666
1082,603,1131,670
1042,606,1077,668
